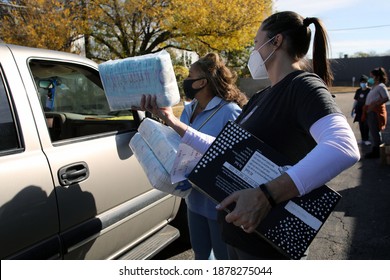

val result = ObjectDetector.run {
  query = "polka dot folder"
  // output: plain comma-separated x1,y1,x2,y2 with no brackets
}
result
188,121,341,260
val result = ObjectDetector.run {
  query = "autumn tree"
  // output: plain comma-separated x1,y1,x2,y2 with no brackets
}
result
0,0,272,71
0,0,87,52
85,0,272,61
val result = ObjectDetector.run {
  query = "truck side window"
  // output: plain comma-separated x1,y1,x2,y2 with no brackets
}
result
30,60,137,142
0,68,19,152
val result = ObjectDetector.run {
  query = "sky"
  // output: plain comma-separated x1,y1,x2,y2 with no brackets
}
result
273,0,390,58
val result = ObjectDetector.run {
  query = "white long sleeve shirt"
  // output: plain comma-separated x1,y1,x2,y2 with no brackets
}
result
182,113,360,196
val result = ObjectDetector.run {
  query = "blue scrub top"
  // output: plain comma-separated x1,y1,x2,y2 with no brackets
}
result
180,96,241,220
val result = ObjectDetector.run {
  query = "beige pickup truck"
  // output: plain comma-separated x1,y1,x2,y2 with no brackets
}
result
0,43,183,259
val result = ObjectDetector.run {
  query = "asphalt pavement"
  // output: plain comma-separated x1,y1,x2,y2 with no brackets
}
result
307,92,390,260
156,91,390,260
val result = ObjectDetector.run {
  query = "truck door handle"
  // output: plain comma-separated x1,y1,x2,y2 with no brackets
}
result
58,162,89,186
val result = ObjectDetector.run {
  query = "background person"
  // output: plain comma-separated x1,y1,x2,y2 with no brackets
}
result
364,67,389,158
351,75,371,145
140,11,360,260
179,53,247,260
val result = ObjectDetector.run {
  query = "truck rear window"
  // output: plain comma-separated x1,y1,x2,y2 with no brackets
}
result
0,67,20,152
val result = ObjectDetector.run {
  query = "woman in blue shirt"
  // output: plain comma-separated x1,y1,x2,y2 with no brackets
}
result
180,53,247,259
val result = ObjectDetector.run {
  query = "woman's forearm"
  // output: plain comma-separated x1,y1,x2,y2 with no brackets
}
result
164,112,188,137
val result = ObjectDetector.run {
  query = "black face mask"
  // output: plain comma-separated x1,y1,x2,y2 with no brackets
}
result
183,77,206,100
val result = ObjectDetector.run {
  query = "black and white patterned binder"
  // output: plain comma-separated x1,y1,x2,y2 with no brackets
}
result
188,121,341,260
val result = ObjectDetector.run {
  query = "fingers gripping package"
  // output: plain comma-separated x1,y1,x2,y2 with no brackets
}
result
99,50,180,110
129,118,192,198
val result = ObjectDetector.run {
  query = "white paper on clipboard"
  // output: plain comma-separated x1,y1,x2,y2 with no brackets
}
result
170,142,202,184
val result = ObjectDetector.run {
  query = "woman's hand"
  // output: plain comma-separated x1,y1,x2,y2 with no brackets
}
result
137,94,189,137
216,188,272,233
216,173,298,233
139,94,174,123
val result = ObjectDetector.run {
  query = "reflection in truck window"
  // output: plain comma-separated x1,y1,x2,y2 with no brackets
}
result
0,68,19,151
29,60,137,142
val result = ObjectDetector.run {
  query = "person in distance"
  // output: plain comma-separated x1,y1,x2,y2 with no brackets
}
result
351,75,371,146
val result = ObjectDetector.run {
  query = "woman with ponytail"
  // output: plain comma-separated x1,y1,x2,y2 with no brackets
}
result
140,11,360,259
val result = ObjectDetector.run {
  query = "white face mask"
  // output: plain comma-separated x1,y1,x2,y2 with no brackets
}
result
248,36,276,80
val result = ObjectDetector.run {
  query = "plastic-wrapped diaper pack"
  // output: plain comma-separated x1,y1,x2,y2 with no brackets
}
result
99,50,180,110
137,117,181,172
129,118,192,198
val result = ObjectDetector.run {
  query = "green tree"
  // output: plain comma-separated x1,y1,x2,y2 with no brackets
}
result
173,64,189,98
352,52,370,58
223,48,252,77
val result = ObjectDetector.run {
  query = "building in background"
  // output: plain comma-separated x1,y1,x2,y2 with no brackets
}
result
239,56,390,96
331,56,390,86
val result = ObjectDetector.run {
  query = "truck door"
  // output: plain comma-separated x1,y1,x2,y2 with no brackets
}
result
0,48,60,259
24,57,177,259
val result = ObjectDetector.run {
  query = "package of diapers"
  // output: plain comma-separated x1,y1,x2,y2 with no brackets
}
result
99,50,180,110
137,117,181,171
129,118,191,198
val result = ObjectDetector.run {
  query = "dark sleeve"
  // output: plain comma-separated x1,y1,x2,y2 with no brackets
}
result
235,88,267,124
292,74,342,133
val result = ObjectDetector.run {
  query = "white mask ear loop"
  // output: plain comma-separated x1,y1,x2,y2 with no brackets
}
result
253,36,276,52
262,49,275,64
252,36,276,64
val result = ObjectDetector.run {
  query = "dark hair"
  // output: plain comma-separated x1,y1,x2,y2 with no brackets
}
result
192,53,248,108
261,11,333,86
371,67,388,84
359,75,368,83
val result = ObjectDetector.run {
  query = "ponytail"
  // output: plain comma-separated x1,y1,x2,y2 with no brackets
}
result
262,12,334,87
305,17,334,86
